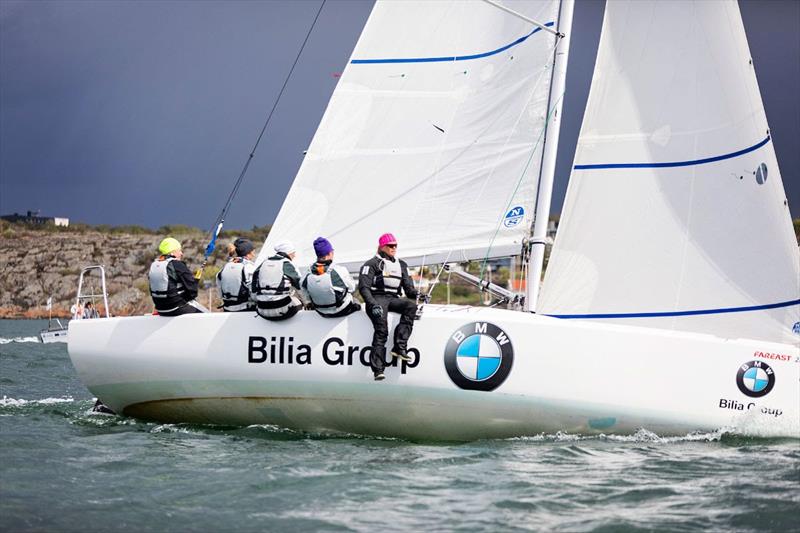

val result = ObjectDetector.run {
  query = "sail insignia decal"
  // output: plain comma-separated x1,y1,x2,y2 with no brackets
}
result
351,22,555,64
503,206,525,228
573,136,771,170
546,298,800,320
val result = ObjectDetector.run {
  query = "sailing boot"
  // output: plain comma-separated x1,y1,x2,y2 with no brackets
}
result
371,346,387,381
391,346,413,362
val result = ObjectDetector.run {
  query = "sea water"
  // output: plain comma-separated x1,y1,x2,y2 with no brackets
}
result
1,319,797,532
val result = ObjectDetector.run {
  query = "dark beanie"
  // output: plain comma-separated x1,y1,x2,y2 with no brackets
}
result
313,237,333,258
234,238,255,257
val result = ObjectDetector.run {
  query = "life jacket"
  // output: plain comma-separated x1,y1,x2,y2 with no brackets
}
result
217,258,253,312
252,254,295,315
370,254,403,296
149,256,187,312
302,262,352,315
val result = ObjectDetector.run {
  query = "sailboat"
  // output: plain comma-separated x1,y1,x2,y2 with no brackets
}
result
68,0,799,440
40,297,68,344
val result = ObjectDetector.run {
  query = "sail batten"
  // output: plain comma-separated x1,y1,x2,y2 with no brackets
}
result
260,0,564,270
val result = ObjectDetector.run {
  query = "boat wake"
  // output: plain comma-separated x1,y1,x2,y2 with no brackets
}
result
508,428,732,444
0,396,75,408
0,336,40,344
505,427,799,444
506,428,732,444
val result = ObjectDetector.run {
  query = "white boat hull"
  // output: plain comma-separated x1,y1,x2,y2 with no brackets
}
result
40,328,69,344
67,306,799,440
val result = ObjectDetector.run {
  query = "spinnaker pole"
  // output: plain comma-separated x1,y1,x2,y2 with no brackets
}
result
525,0,574,312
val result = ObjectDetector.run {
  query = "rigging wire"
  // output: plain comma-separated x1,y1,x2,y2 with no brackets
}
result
477,31,564,283
197,0,328,275
477,90,563,282
421,250,453,300
419,29,564,311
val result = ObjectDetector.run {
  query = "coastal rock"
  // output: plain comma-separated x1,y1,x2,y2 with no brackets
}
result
0,225,237,318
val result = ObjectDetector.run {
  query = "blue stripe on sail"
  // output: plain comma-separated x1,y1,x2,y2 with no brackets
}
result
573,136,771,170
350,22,555,64
545,298,800,319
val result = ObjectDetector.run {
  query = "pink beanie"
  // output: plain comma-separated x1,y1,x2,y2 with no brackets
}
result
378,233,397,247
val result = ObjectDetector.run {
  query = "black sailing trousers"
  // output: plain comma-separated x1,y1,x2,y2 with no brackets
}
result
367,295,417,374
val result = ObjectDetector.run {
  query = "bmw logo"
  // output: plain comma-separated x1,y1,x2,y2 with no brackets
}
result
444,322,513,391
736,360,775,398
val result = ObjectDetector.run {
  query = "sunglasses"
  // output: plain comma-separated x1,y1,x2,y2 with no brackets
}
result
385,243,397,248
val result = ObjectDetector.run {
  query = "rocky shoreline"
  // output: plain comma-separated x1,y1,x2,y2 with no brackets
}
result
2,219,798,319
0,223,268,318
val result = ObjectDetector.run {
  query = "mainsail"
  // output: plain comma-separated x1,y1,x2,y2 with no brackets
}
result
260,0,566,270
539,0,800,343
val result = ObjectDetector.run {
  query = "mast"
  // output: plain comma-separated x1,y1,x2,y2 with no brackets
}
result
525,0,574,312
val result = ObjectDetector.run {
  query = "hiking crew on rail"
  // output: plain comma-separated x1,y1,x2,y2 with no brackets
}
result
302,237,361,318
217,238,257,312
148,237,205,316
251,240,304,320
358,233,419,381
149,233,423,382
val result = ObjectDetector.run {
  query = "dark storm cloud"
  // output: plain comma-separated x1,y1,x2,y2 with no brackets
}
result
1,0,370,229
1,0,798,231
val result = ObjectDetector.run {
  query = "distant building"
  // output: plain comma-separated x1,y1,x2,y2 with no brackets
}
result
1,210,69,227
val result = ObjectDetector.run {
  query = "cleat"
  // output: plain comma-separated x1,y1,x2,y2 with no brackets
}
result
374,372,385,381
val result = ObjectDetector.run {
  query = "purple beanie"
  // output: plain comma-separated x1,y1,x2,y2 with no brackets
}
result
313,237,333,258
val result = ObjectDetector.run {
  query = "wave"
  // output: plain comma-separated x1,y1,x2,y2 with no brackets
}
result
0,396,75,408
508,428,730,443
0,336,40,344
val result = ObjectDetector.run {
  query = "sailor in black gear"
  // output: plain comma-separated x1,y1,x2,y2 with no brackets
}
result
302,237,361,318
149,237,202,316
251,240,303,321
358,233,418,381
216,238,257,312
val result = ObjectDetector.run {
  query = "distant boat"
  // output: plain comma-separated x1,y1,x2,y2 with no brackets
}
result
39,296,68,344
44,266,110,344
40,321,68,344
69,0,798,440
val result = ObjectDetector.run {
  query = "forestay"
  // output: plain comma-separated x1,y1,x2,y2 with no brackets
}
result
539,0,799,343
260,0,563,270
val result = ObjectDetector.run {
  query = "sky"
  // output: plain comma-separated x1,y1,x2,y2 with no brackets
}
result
1,0,798,231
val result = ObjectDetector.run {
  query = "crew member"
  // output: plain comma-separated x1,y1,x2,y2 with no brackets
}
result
83,301,100,319
302,237,361,318
251,240,303,320
149,237,203,316
358,233,418,381
217,238,257,312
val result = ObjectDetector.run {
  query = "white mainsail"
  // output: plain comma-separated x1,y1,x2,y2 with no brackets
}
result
260,0,565,270
539,0,800,344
